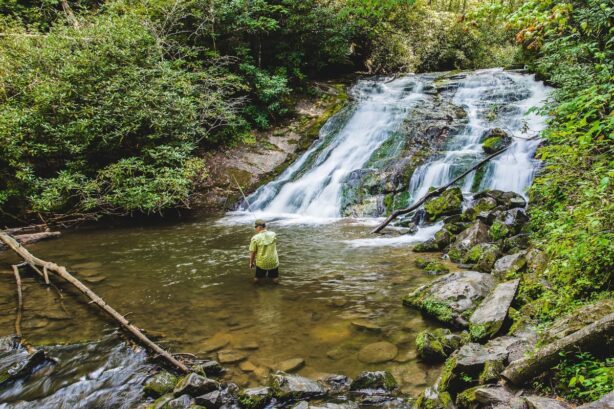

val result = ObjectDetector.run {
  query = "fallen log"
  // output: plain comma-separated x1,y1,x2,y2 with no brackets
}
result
371,147,509,234
0,231,61,251
0,232,189,373
502,313,614,385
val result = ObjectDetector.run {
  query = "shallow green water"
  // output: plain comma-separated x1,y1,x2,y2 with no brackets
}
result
0,216,449,394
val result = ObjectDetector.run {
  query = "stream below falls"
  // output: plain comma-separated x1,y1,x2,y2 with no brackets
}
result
0,69,549,408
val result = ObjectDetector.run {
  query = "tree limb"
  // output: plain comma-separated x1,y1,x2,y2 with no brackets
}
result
371,147,509,234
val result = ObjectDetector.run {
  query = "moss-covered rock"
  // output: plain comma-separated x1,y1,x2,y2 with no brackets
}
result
416,328,465,362
424,187,463,221
448,220,490,262
269,372,325,401
463,243,501,273
349,370,397,392
144,371,179,398
238,387,272,409
481,135,511,154
414,386,454,409
424,261,450,275
403,271,496,328
414,239,441,253
455,386,480,409
478,360,505,384
488,220,511,241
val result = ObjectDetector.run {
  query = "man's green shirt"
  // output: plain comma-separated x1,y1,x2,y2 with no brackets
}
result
249,230,279,270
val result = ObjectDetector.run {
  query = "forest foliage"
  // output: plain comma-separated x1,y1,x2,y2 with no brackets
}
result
0,0,518,222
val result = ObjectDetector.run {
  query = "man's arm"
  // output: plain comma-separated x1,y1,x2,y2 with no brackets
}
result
249,251,256,269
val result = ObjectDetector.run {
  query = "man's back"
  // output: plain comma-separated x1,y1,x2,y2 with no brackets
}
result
250,230,279,270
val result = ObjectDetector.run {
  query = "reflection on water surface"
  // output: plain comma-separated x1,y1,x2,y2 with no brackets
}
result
0,217,448,395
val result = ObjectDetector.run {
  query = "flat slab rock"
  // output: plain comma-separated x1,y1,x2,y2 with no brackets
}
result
525,396,572,409
270,372,326,400
470,279,520,339
276,358,305,372
404,271,496,327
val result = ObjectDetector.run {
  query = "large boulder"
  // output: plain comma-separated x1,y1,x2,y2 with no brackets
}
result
416,328,467,362
469,280,520,341
403,271,496,327
540,299,614,344
270,372,326,401
448,221,490,262
424,187,463,221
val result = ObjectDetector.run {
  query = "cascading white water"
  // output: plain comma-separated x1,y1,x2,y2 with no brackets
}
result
408,69,550,201
246,76,427,218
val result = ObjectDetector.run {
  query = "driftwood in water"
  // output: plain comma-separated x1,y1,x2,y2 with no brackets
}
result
0,232,189,373
371,147,509,234
0,231,61,251
12,265,23,337
502,313,614,385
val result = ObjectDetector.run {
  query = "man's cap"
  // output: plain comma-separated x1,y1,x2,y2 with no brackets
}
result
254,219,266,227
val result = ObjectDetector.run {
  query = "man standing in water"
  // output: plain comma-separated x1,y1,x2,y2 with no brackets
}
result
249,219,279,284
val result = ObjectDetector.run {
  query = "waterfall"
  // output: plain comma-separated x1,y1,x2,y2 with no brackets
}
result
238,69,549,223
408,69,550,201
245,76,427,218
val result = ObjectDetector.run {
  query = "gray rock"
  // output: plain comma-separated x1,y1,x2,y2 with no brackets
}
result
469,279,520,341
350,371,397,392
320,374,352,394
310,403,360,409
525,396,572,409
474,385,515,405
577,391,614,409
168,394,193,409
270,372,326,401
403,271,496,327
455,343,508,371
357,341,398,364
541,299,614,344
238,387,271,409
448,221,490,262
194,390,236,409
492,252,527,277
416,328,466,362
174,373,219,397
194,360,225,377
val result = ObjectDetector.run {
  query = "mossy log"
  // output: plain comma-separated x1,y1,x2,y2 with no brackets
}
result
501,313,614,385
0,232,189,373
371,147,509,234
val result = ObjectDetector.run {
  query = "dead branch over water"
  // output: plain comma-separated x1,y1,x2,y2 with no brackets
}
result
0,232,189,373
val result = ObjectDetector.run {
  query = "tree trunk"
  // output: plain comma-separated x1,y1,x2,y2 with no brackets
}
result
0,232,189,373
502,313,614,385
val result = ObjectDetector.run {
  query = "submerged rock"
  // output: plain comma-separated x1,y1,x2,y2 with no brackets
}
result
469,279,520,341
217,350,247,364
0,349,50,386
276,358,305,373
403,271,496,327
270,372,326,401
357,341,398,364
351,320,382,333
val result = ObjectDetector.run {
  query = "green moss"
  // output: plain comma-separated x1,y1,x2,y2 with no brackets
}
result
470,165,487,192
415,257,429,268
482,136,505,154
423,261,450,275
448,247,464,262
424,187,463,221
468,323,489,342
478,360,505,384
488,220,510,241
455,386,479,409
143,371,178,398
384,193,394,214
439,356,458,392
422,298,454,324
